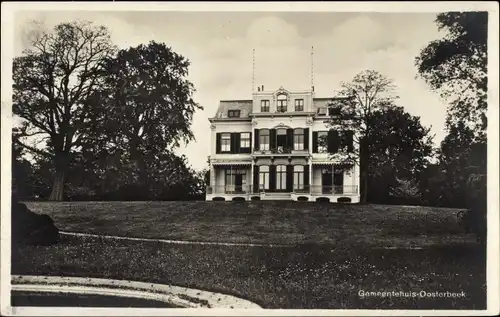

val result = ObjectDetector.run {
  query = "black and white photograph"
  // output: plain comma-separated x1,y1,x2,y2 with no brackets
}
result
1,1,499,316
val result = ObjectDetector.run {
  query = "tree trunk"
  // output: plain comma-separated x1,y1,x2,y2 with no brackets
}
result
361,168,369,203
48,170,65,201
48,153,68,201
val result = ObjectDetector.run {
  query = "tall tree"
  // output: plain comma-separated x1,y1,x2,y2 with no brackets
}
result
366,107,434,204
86,41,202,193
324,70,399,202
13,20,116,200
415,12,488,139
416,12,487,242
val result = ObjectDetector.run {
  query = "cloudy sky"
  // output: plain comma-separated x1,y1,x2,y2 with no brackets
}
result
14,10,449,171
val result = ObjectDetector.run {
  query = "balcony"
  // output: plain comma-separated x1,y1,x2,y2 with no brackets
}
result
206,185,256,195
252,147,310,157
292,185,358,195
206,185,358,195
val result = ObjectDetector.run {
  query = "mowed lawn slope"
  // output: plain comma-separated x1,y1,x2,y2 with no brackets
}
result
24,201,471,247
14,201,485,309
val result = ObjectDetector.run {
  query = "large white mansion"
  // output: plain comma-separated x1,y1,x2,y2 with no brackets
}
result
206,85,360,203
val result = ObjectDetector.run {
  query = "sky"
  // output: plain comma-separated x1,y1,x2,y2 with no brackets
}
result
13,10,449,171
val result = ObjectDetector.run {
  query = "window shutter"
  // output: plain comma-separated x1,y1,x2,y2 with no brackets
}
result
254,129,259,150
234,133,241,153
269,165,276,191
287,129,294,149
249,132,252,150
328,130,340,153
230,133,236,154
216,133,221,154
286,164,293,191
312,131,318,153
253,165,259,193
346,130,354,152
304,128,310,150
304,165,310,187
270,129,277,150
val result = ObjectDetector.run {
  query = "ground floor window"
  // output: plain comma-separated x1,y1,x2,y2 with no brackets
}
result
276,165,287,190
225,168,247,192
259,165,270,190
293,165,304,190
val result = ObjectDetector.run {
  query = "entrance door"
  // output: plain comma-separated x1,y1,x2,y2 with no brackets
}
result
333,171,344,194
322,169,333,194
235,174,243,193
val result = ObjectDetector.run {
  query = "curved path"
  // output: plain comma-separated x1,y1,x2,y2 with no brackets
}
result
60,230,287,248
11,275,262,309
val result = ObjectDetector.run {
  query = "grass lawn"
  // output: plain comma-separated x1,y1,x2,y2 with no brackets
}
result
12,201,485,309
12,234,485,309
23,201,472,248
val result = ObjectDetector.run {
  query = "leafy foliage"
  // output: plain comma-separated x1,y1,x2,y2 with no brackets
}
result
325,70,433,204
13,20,116,200
13,22,205,201
415,12,488,139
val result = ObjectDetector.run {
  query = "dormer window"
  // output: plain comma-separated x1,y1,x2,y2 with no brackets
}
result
261,100,270,112
276,94,287,113
228,110,240,118
295,99,304,111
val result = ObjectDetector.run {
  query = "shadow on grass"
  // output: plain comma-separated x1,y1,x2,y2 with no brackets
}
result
12,234,486,309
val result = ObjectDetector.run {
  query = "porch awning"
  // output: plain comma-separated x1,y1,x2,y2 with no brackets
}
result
212,161,252,166
311,162,335,166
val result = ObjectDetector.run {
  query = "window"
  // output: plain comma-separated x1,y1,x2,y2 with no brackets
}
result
225,168,247,192
317,131,328,153
240,132,251,148
261,100,270,112
293,165,304,190
221,133,231,152
328,106,341,116
228,110,240,118
295,99,304,111
277,94,287,112
259,129,270,151
259,165,270,190
293,128,304,150
276,165,287,190
317,107,327,115
276,128,287,150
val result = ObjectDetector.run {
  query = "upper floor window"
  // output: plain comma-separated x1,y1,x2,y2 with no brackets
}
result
228,110,240,118
276,128,287,150
276,94,287,113
295,99,304,111
240,132,251,148
261,100,270,112
293,128,304,150
317,131,328,153
259,129,270,151
221,133,231,152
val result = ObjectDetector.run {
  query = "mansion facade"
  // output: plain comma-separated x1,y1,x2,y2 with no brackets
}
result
206,86,360,203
